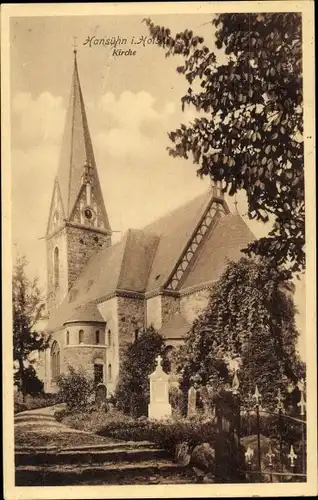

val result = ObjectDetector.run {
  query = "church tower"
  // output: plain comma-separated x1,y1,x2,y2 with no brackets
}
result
46,50,112,315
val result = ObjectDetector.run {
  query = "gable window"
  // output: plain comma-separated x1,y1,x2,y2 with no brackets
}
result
108,330,112,346
108,363,112,381
95,330,100,345
51,341,60,382
79,329,84,344
66,331,70,345
53,247,60,289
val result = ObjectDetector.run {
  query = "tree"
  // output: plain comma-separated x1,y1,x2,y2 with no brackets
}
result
13,254,48,401
178,257,305,408
144,14,304,274
115,327,166,416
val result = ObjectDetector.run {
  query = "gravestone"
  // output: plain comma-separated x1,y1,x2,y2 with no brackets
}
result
148,355,172,420
201,385,210,417
187,386,197,417
95,383,107,408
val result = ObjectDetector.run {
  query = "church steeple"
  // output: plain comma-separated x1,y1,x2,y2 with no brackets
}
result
50,50,111,232
46,51,112,314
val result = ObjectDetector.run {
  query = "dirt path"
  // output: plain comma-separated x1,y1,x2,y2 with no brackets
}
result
14,405,119,449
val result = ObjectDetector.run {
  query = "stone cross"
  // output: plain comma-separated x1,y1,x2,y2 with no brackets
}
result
156,354,163,367
187,386,197,417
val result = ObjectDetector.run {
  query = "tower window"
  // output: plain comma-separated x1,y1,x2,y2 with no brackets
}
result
94,362,104,384
95,330,100,344
53,247,60,289
51,341,60,382
66,331,70,345
108,363,112,381
108,330,112,346
79,329,84,344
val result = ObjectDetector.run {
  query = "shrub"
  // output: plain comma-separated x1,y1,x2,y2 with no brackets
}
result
14,392,59,413
115,327,166,417
56,365,94,410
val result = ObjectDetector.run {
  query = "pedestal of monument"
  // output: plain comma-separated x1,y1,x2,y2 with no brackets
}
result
148,355,172,420
148,402,171,420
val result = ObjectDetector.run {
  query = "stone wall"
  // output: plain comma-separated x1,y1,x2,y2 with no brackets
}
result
180,288,211,324
97,298,119,394
46,228,68,313
117,296,145,346
64,346,107,380
162,295,181,322
146,295,162,329
66,225,111,289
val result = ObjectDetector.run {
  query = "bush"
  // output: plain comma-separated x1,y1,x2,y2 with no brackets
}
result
56,365,94,410
14,392,59,413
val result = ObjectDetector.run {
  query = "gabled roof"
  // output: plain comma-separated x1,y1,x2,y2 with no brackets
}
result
181,213,255,290
64,304,105,324
55,52,111,231
144,191,212,292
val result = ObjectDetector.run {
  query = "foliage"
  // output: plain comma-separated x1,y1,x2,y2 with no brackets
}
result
14,391,59,414
178,257,305,408
115,326,166,416
14,365,44,395
144,13,304,273
13,254,48,400
56,365,94,410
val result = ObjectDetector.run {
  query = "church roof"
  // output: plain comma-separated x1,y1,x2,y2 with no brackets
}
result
55,52,111,230
46,190,255,332
64,304,105,324
181,213,255,291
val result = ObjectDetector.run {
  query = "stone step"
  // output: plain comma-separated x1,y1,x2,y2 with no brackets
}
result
15,460,196,486
15,414,55,422
15,440,157,454
15,447,169,466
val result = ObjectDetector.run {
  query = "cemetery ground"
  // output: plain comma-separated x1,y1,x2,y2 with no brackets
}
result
14,404,201,485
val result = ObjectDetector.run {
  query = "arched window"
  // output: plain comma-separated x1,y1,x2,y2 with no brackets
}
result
95,330,100,345
108,363,112,381
79,329,84,344
51,341,60,382
53,247,60,289
94,358,104,384
66,331,70,345
108,330,112,346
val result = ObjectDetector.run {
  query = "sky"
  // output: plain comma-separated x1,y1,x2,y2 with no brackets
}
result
10,14,305,359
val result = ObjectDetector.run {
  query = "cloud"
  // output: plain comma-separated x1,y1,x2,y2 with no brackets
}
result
91,90,177,161
11,91,65,149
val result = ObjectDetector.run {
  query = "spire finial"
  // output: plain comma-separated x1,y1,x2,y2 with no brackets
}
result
72,36,78,56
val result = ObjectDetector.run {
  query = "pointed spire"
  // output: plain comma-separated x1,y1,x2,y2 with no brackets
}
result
55,51,111,234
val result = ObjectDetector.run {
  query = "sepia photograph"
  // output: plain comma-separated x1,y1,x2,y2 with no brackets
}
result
2,1,316,498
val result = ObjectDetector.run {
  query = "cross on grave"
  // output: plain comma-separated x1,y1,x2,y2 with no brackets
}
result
266,445,275,467
156,355,163,367
288,445,297,468
297,390,306,416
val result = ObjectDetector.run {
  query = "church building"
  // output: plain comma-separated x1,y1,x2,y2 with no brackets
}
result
39,51,255,394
